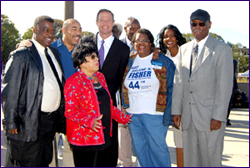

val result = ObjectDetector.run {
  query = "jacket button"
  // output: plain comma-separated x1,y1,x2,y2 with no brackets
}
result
190,91,193,94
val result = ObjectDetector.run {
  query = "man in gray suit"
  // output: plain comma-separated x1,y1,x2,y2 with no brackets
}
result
171,9,233,167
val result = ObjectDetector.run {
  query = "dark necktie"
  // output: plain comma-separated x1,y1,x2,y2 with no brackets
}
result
190,44,199,76
99,40,105,69
44,48,63,93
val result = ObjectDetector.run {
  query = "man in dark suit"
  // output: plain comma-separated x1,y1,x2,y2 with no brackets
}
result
79,9,129,166
1,15,65,167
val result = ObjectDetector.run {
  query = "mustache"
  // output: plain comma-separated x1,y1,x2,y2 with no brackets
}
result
194,30,202,33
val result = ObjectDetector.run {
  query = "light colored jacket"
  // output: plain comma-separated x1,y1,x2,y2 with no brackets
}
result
171,35,234,131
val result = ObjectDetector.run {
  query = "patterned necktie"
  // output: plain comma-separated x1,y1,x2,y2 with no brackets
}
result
99,40,105,69
190,44,199,76
130,43,135,56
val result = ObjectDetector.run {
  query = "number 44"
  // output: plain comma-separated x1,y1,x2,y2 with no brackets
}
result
129,81,140,89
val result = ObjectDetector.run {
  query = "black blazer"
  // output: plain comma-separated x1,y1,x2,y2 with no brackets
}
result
1,43,66,141
79,33,130,105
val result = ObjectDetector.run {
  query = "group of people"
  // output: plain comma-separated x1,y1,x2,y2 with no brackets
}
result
1,8,234,167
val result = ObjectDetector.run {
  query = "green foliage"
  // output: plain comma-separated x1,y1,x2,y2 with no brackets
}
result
53,19,63,39
21,19,63,40
82,31,94,37
1,14,21,63
182,32,225,42
182,33,249,72
233,52,249,73
182,33,193,42
22,27,33,39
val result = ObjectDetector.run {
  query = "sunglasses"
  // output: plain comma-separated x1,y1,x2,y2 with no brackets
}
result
191,22,206,27
87,54,100,60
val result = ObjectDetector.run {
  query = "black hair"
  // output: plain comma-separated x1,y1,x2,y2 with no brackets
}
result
72,42,98,69
96,9,114,22
33,15,54,28
157,24,186,54
131,28,155,47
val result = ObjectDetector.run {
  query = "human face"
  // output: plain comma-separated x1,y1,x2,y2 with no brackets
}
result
96,11,114,38
112,25,120,39
80,52,99,75
63,21,82,46
163,29,178,50
134,33,152,58
33,20,55,47
191,19,211,42
125,20,140,41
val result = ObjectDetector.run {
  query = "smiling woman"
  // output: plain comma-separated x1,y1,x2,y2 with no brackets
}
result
122,28,176,167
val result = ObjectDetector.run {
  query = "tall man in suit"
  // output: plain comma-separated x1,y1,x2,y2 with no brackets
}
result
1,15,65,167
79,9,130,166
171,9,233,167
117,17,140,167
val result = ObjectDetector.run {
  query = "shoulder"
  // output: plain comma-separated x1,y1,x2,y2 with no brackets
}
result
65,71,80,85
114,38,129,50
209,36,231,51
10,47,30,60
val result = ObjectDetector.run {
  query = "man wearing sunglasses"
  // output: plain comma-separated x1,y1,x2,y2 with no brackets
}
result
171,9,233,167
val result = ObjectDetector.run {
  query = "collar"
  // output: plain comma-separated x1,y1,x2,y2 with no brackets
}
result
55,38,64,47
31,38,46,51
97,33,114,49
125,36,132,47
166,45,179,57
193,34,209,49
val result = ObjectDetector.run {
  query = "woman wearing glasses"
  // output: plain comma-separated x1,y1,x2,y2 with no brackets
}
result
157,24,187,167
121,29,175,167
64,42,132,167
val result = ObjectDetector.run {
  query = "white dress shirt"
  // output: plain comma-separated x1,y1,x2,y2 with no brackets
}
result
97,33,114,61
32,38,62,113
193,34,209,60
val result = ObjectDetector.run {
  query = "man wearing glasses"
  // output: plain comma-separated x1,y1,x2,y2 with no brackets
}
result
171,9,233,167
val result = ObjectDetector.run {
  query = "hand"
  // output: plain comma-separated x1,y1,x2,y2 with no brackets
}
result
9,129,18,134
210,119,222,131
172,115,181,128
93,115,103,133
19,39,32,48
128,114,133,123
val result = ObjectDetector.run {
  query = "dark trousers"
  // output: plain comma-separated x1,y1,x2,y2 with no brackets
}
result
72,121,118,167
108,120,118,167
8,112,56,167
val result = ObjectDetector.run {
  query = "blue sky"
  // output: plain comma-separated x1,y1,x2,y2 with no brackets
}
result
1,1,249,48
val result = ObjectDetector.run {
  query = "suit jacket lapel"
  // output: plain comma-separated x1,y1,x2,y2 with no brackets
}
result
29,42,43,73
181,42,193,77
192,36,213,75
102,38,118,69
49,46,64,76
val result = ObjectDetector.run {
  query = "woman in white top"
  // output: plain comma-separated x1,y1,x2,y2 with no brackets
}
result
157,24,186,167
122,29,175,167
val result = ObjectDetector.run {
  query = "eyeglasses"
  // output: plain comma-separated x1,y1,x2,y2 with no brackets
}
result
190,22,206,27
87,54,100,60
135,39,150,43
